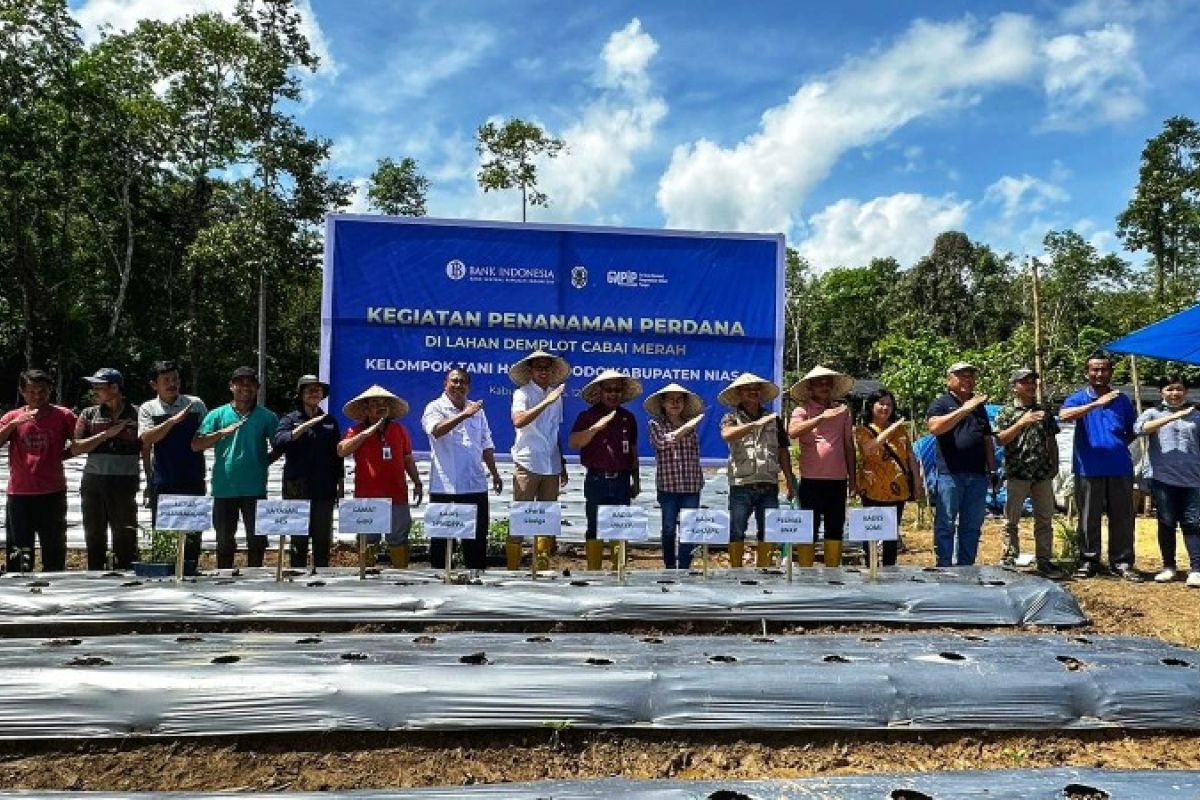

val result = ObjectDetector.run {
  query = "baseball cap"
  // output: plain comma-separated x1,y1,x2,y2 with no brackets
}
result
947,361,978,375
1010,368,1039,384
83,368,124,388
230,366,259,384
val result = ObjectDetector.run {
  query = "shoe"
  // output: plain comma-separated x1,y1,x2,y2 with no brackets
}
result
1073,561,1098,579
1001,546,1018,568
1187,572,1200,588
1154,567,1178,583
1113,563,1144,583
1036,560,1068,580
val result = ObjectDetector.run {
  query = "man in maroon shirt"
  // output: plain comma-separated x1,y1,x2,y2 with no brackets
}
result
569,369,642,570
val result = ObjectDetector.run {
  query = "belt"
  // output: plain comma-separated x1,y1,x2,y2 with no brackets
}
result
587,469,628,479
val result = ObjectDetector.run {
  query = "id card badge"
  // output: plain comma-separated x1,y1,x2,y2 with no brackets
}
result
622,439,630,454
381,445,393,461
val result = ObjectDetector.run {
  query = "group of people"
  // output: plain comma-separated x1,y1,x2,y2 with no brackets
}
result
2,350,1198,587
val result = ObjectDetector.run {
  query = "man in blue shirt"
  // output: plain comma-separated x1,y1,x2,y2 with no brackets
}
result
1060,353,1139,580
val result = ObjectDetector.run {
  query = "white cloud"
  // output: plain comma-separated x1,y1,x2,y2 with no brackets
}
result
797,193,970,271
983,174,1070,220
979,173,1070,254
656,13,1040,234
1041,24,1145,129
342,26,494,113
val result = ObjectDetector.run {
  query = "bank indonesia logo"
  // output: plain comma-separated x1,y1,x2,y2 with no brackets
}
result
570,265,588,289
445,259,467,280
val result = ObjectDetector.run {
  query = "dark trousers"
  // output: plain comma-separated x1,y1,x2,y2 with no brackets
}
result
1151,479,1200,572
288,498,335,568
861,497,905,566
213,496,267,568
428,492,489,570
584,471,633,541
81,474,140,570
149,482,206,567
799,478,848,542
5,492,68,572
1075,475,1135,568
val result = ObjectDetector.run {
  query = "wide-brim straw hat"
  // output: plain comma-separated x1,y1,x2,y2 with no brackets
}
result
718,372,781,407
643,383,703,420
581,369,643,405
508,350,570,387
342,384,409,421
788,365,855,404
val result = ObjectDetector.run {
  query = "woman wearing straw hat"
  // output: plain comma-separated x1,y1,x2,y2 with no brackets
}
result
719,373,796,568
788,365,856,567
569,369,642,571
337,384,422,567
274,374,343,569
645,383,705,569
508,350,570,570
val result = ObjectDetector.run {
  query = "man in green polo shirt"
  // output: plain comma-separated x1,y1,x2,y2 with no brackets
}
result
192,366,278,568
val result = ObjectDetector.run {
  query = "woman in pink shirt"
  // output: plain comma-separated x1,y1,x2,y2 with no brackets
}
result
787,366,856,567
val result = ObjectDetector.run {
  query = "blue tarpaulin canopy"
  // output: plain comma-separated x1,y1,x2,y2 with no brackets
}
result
1105,304,1200,365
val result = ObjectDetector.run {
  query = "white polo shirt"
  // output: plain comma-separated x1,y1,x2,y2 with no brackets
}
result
510,382,562,475
422,393,494,494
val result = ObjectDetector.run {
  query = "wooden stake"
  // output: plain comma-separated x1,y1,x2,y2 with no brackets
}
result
1130,355,1143,414
358,536,366,580
276,535,286,582
701,544,709,580
869,540,879,582
444,538,453,584
1030,255,1046,405
174,532,186,583
785,543,793,583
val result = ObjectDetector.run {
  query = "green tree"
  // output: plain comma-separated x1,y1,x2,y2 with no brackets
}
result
1116,116,1200,305
368,156,430,217
476,117,564,222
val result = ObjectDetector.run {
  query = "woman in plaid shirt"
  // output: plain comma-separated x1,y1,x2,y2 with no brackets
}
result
645,383,705,569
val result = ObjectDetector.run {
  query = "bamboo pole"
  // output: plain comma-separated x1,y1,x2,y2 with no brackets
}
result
1030,256,1045,405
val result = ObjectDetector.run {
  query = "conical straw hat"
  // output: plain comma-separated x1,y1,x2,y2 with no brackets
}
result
581,369,643,405
717,372,780,407
342,384,408,421
788,365,855,404
508,350,570,387
643,382,703,420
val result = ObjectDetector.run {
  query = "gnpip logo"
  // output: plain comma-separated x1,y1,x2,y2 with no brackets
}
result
445,259,467,280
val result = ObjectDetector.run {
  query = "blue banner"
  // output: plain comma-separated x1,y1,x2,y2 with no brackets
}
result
321,216,784,462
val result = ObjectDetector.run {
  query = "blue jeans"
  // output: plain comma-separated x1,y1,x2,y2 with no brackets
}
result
933,473,988,567
658,491,699,569
729,483,779,543
1151,480,1200,572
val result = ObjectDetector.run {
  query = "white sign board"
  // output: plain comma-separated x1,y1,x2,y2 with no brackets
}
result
679,509,730,545
255,500,311,537
424,503,478,540
510,501,561,537
596,505,648,541
846,506,898,541
155,495,213,532
338,498,392,535
764,508,814,543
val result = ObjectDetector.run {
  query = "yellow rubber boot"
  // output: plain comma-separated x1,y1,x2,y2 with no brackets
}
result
795,543,816,567
388,545,410,569
755,542,773,568
728,542,745,568
824,539,843,567
585,539,604,571
505,537,523,571
534,536,554,571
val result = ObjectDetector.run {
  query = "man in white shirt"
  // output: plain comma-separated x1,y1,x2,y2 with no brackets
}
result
508,350,569,570
422,368,503,570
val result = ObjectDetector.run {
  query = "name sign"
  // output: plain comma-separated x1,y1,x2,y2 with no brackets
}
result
155,495,213,532
510,501,561,537
338,498,392,535
679,509,730,545
255,500,312,537
424,503,478,539
846,506,898,541
597,505,648,541
764,509,815,543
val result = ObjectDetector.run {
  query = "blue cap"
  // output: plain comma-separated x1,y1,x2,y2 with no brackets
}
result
83,368,124,389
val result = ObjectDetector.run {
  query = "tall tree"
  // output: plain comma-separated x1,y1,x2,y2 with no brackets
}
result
1116,116,1200,304
367,156,430,217
476,117,564,222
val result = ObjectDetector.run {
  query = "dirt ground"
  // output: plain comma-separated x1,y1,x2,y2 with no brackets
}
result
2,510,1198,791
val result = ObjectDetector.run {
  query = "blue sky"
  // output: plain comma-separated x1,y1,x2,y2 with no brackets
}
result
72,0,1200,271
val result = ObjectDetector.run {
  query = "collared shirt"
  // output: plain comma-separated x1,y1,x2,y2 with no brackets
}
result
648,417,704,493
994,400,1060,482
1,404,77,495
76,401,141,477
344,419,413,504
422,393,494,494
789,400,852,479
275,407,343,499
926,392,992,475
139,394,207,488
1135,405,1200,487
198,404,279,498
1061,387,1136,478
510,382,562,475
572,404,638,473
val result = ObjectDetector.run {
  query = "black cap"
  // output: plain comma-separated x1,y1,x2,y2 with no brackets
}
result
295,374,330,397
230,366,259,384
83,368,124,389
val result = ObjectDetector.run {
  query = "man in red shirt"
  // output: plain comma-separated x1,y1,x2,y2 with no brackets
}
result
338,385,423,567
0,370,78,572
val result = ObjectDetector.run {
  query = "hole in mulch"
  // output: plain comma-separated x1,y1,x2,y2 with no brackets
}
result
890,790,935,800
412,635,438,645
296,637,323,645
982,579,1007,586
211,655,241,664
586,657,614,666
641,637,665,644
750,637,776,644
1063,783,1110,800
1071,636,1094,645
921,567,942,573
101,571,123,578
175,636,204,643
708,654,738,664
526,636,553,643
68,656,111,667
961,634,987,642
823,655,852,664
120,581,142,588
216,579,236,585
459,652,490,665
826,580,845,586
1057,655,1087,671
44,638,82,647
340,652,369,661
569,580,590,587
283,569,304,578
707,791,755,800
306,580,326,587
937,651,967,662
26,580,50,588
860,636,884,643
1162,657,1194,668
739,579,759,585
656,579,677,585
